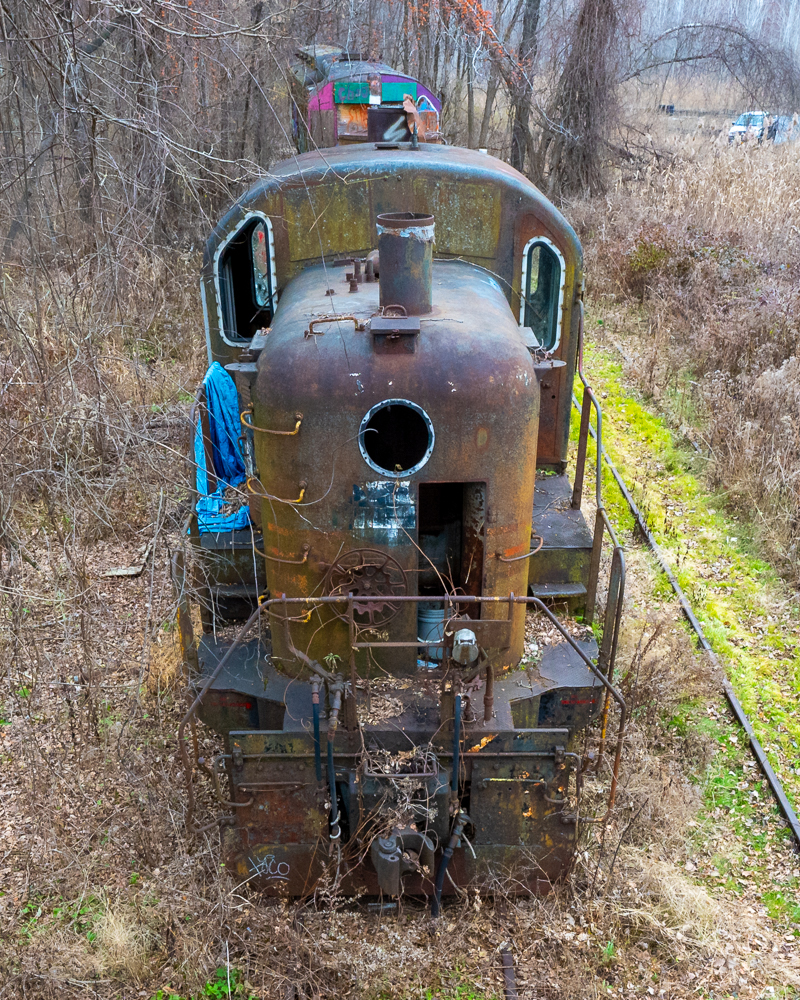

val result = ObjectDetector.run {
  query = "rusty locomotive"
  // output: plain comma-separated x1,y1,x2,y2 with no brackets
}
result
177,141,627,904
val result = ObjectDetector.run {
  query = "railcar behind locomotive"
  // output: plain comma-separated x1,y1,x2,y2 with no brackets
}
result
289,45,442,150
178,141,626,903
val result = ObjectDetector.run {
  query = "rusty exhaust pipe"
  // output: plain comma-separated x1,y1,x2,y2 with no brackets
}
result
376,212,434,315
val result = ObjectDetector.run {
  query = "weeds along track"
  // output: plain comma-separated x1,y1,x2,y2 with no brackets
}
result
2,267,800,998
574,334,800,813
575,137,800,584
574,382,800,848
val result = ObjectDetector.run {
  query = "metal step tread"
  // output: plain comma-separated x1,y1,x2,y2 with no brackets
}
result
533,473,593,550
198,528,263,552
212,583,260,597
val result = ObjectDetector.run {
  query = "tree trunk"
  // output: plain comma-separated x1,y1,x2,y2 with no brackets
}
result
403,0,410,75
478,64,500,149
544,0,620,196
510,0,542,173
467,55,475,148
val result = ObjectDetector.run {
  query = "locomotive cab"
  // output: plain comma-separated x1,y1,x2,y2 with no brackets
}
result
179,143,625,901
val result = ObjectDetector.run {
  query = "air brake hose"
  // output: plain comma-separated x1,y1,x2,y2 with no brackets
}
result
327,737,340,842
431,695,465,917
326,679,344,844
431,810,470,918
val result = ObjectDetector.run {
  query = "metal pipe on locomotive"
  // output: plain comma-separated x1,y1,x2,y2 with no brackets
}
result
179,142,626,901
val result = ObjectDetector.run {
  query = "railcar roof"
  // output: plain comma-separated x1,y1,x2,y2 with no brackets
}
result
324,60,402,81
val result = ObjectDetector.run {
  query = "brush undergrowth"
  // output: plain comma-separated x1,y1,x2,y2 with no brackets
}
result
573,334,800,926
3,131,800,999
576,337,800,804
575,136,800,585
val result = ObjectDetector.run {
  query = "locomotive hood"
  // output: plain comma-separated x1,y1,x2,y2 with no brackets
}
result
249,249,539,672
256,256,535,409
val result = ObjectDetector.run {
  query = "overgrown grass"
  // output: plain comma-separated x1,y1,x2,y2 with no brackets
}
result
577,332,800,930
574,137,800,582
151,967,257,1000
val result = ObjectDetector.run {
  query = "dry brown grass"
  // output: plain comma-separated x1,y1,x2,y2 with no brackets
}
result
573,136,800,580
1,120,799,1000
641,137,800,256
94,899,158,981
3,365,796,999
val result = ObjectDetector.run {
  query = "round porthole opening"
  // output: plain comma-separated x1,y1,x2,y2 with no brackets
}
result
359,399,434,477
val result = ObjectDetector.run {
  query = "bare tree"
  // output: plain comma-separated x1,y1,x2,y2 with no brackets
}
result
509,0,541,172
536,0,621,197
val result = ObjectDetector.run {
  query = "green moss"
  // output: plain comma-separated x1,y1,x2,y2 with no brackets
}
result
579,329,800,925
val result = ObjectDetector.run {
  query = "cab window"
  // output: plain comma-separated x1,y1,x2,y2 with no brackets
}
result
520,237,565,352
217,217,276,342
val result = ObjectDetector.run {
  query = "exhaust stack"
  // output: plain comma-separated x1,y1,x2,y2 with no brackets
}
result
376,212,434,316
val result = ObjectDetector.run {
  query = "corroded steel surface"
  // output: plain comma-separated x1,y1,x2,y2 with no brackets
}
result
250,259,538,673
201,143,582,468
217,727,581,896
376,211,433,315
184,141,619,901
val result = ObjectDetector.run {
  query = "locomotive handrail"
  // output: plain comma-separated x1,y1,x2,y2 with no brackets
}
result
304,315,365,338
256,542,310,564
568,299,627,779
247,475,307,505
495,534,544,562
178,593,627,832
241,405,303,436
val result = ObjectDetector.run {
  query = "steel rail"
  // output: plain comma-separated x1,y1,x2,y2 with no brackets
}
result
571,392,800,850
500,948,519,1000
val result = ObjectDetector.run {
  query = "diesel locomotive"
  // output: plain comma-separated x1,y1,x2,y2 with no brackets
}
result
177,141,626,903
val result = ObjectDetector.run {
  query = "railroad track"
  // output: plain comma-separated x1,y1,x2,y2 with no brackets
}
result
573,390,800,850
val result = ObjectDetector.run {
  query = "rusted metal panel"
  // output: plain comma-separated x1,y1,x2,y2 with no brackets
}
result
370,316,420,354
308,107,336,148
459,619,511,649
469,762,564,843
283,181,372,261
222,834,327,897
251,260,538,672
201,144,581,469
410,177,501,258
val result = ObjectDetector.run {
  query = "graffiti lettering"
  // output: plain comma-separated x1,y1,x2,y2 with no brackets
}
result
382,118,407,143
247,853,290,881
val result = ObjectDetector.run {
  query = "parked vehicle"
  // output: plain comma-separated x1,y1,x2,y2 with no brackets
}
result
768,115,799,144
728,111,766,144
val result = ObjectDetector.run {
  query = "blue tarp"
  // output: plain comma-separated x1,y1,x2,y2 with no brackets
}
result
194,362,251,533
